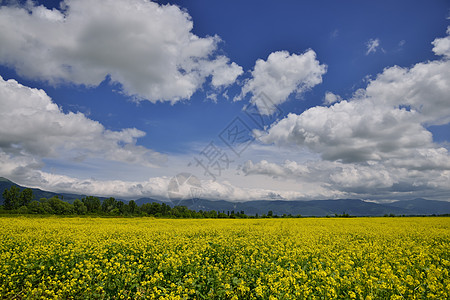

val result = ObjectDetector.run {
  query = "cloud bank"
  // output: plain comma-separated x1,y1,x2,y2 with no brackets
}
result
0,76,166,170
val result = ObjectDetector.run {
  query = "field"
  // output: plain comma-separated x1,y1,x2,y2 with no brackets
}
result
0,217,449,299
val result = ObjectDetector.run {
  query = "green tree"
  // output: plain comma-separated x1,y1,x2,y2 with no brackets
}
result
218,212,228,218
39,198,53,214
19,188,33,207
17,205,29,214
204,210,218,218
74,199,87,215
82,196,101,213
48,196,73,214
27,200,42,214
141,202,161,215
102,197,117,213
2,185,20,210
128,200,137,214
116,201,125,214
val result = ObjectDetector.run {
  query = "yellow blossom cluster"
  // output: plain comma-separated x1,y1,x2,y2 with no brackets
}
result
0,217,449,299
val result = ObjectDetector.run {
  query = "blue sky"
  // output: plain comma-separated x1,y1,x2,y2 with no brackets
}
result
0,0,449,202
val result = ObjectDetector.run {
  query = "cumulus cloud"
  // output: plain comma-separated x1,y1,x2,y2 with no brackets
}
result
260,29,450,162
0,0,242,103
366,38,380,55
251,29,450,198
324,91,342,105
201,56,244,88
432,26,450,58
259,102,436,163
0,76,166,166
364,63,450,125
236,50,327,115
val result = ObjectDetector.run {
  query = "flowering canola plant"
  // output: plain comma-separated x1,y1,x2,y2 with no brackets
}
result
0,217,449,299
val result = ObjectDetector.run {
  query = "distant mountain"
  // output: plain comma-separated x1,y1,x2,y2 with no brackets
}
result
134,197,166,206
385,198,450,215
136,197,450,216
2,177,449,216
0,177,119,204
173,198,403,216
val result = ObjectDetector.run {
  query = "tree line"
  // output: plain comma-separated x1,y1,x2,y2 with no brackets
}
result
1,186,273,218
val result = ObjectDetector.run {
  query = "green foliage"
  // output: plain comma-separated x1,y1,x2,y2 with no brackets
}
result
128,200,137,214
0,187,285,218
101,197,117,213
74,199,87,215
2,186,34,210
2,185,20,210
27,201,41,214
19,188,33,207
82,196,101,213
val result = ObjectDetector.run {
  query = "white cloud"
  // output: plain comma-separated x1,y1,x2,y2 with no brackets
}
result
0,0,242,103
323,91,342,105
0,156,310,201
251,29,450,199
0,76,166,166
432,26,450,58
242,156,450,199
366,38,380,55
364,62,450,126
260,101,439,163
260,30,450,162
242,159,396,192
202,56,244,88
243,160,308,178
236,50,327,115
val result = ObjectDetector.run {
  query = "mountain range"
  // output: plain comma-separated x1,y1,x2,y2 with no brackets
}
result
1,177,449,216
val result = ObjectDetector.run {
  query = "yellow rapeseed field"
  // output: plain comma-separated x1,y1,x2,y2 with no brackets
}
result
0,217,449,299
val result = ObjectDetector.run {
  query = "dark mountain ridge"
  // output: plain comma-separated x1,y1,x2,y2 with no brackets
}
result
1,177,449,216
159,198,450,216
0,177,115,204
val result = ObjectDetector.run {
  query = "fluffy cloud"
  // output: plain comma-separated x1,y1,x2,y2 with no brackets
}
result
259,102,436,164
432,26,450,58
261,29,450,163
0,0,242,103
201,56,244,88
324,91,342,105
0,76,165,166
236,50,326,115
250,29,450,198
364,61,450,126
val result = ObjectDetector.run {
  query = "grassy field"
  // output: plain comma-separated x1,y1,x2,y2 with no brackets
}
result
0,217,449,299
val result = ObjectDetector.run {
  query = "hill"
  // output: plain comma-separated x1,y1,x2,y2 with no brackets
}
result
385,198,450,215
1,177,449,216
136,197,450,216
0,177,114,204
